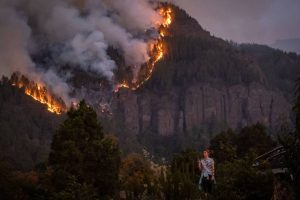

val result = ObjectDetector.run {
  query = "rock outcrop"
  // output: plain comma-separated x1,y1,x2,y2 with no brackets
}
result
112,83,291,136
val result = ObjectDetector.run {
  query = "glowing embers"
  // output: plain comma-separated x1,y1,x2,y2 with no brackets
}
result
114,81,130,93
151,41,164,63
10,73,66,114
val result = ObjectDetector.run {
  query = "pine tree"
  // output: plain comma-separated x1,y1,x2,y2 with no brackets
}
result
279,78,300,199
49,100,120,199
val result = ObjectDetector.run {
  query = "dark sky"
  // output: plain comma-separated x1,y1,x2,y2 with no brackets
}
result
174,0,300,45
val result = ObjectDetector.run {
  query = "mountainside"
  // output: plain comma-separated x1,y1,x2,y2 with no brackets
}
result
107,5,299,155
1,4,300,165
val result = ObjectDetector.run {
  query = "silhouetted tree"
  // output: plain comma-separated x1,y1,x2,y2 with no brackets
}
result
209,124,275,200
279,77,300,199
49,101,120,199
213,159,273,200
236,123,276,157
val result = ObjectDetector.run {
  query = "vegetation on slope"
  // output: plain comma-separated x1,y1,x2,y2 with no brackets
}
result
144,5,300,96
0,76,62,169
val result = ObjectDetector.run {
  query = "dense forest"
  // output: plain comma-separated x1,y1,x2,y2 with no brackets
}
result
0,99,299,199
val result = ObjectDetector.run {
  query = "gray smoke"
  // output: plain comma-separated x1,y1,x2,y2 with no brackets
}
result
0,3,34,77
101,0,162,32
0,0,162,105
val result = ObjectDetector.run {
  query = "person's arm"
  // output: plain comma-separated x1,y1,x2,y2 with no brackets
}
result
198,159,202,171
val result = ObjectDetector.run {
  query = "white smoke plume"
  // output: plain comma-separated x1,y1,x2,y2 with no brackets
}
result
0,0,163,105
0,3,34,77
101,0,162,32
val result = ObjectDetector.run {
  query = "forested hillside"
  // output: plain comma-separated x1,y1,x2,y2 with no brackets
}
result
239,44,300,97
0,77,62,169
145,5,300,94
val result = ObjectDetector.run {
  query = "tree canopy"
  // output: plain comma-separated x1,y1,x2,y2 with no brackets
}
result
49,100,121,199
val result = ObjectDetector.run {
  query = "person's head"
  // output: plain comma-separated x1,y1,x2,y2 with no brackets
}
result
203,150,209,158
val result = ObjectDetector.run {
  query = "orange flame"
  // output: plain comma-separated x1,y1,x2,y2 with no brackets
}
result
114,81,130,92
115,7,173,92
160,7,172,28
10,73,66,114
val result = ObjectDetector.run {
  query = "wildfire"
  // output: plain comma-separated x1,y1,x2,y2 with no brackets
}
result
153,42,164,62
114,81,130,93
160,7,172,28
10,73,67,115
114,7,173,92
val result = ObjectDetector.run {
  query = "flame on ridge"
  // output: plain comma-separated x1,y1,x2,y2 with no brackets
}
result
114,7,173,92
10,73,67,114
160,7,172,28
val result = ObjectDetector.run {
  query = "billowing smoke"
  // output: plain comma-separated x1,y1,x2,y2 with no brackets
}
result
0,0,163,105
0,3,34,78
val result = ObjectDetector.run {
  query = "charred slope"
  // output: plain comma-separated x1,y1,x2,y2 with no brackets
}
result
110,5,299,156
0,77,62,169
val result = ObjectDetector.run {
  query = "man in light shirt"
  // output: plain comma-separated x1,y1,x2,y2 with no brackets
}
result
198,149,215,196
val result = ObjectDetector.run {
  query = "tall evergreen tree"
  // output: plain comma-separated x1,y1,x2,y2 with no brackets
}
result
279,78,300,199
49,100,120,199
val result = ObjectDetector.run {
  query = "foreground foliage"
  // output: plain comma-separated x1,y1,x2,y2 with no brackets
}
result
278,78,300,199
209,124,275,200
49,101,121,199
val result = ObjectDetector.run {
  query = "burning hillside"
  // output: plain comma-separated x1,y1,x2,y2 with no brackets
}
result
0,0,176,114
114,7,173,92
10,73,67,114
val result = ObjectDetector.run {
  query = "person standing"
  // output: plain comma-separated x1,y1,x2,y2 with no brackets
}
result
198,149,215,197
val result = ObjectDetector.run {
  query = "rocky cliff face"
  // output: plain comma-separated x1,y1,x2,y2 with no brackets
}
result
112,82,291,136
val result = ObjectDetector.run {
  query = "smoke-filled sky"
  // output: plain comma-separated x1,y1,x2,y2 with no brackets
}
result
1,0,299,105
174,0,300,44
0,0,163,104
